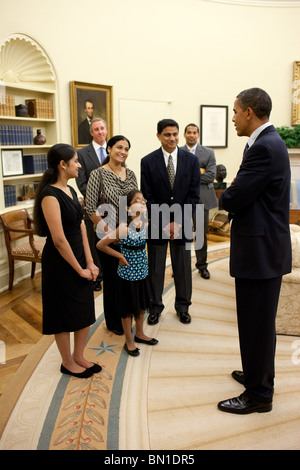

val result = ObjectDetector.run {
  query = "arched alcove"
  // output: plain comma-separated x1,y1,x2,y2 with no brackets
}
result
0,33,60,290
0,33,56,88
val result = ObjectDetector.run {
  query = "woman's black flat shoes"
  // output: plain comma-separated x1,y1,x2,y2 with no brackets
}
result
134,336,158,346
60,364,93,378
124,344,140,356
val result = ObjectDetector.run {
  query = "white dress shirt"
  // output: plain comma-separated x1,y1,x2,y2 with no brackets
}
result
162,147,178,173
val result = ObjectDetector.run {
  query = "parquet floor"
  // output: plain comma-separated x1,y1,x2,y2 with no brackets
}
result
0,232,228,397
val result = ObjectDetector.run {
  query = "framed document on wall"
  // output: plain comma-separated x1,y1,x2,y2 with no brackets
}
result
200,105,228,148
1,149,23,177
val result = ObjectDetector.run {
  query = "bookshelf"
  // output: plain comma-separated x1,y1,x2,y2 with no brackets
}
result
0,33,60,290
0,82,59,211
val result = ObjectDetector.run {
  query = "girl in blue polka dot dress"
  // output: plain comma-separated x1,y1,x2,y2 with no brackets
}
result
97,190,158,356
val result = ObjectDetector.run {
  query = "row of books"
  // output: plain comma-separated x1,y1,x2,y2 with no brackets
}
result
0,125,34,146
23,154,48,174
0,94,15,117
4,185,16,207
26,98,54,119
4,182,40,207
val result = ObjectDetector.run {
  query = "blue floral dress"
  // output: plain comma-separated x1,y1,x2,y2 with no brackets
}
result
117,225,151,318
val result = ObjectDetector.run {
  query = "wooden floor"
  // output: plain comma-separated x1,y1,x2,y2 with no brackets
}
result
0,231,228,397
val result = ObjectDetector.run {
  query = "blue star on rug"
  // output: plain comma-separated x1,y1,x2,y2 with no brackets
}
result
89,341,120,356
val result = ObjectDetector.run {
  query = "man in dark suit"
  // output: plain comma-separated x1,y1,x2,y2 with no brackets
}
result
78,99,94,145
181,123,218,279
218,88,292,414
141,119,200,325
76,118,108,290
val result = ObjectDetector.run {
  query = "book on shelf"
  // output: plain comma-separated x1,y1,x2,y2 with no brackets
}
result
25,98,54,119
17,181,39,201
23,154,48,174
0,124,33,146
4,185,17,207
0,94,15,117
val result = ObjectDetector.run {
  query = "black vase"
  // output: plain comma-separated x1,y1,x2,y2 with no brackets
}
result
15,104,28,117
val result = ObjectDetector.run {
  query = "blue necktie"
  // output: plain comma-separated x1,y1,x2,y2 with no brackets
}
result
99,146,105,163
243,143,249,156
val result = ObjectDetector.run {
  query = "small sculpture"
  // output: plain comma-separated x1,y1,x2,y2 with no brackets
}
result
214,164,227,189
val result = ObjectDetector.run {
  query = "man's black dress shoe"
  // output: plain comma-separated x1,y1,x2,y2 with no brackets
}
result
177,311,191,324
124,343,140,357
199,268,210,279
134,336,158,345
218,392,272,414
60,364,94,378
232,370,245,385
147,312,160,325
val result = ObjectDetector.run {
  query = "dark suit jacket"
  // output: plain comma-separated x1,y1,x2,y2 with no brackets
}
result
76,143,101,198
78,118,92,145
181,143,218,210
219,125,292,279
141,147,200,244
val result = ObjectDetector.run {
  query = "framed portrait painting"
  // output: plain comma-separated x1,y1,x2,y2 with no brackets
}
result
70,81,113,148
292,61,300,125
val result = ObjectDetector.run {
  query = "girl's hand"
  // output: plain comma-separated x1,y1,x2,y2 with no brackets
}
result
119,255,130,267
80,268,93,280
86,262,99,281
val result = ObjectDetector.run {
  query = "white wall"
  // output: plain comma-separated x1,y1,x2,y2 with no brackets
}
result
1,0,300,184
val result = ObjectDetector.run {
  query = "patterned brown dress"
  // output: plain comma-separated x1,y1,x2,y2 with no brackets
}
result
85,167,138,332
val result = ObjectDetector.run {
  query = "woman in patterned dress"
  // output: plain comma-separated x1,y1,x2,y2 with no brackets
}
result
97,190,158,356
85,136,138,335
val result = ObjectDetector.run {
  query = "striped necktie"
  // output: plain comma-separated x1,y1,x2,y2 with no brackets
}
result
167,154,175,188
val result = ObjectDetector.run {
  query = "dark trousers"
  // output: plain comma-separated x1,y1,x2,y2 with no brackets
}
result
235,276,282,402
147,241,192,315
98,244,123,333
193,208,208,270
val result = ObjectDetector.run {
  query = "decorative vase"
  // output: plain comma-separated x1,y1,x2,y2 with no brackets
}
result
15,104,28,117
34,129,46,145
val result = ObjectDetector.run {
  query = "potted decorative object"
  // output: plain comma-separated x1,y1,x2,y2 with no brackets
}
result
33,129,46,145
275,125,300,148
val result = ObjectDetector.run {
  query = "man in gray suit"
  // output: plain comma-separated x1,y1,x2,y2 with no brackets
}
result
76,118,108,290
181,123,217,279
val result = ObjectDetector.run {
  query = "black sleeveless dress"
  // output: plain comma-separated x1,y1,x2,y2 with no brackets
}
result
40,185,95,335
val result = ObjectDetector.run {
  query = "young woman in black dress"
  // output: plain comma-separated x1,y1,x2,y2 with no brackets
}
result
34,143,101,378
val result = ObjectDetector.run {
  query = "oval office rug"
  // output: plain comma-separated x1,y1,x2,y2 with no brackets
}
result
1,242,300,451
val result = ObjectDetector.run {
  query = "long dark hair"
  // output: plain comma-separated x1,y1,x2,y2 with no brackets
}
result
102,135,131,166
33,143,76,236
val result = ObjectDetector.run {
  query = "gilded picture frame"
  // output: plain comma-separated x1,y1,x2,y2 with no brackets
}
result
292,61,300,125
70,81,113,149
